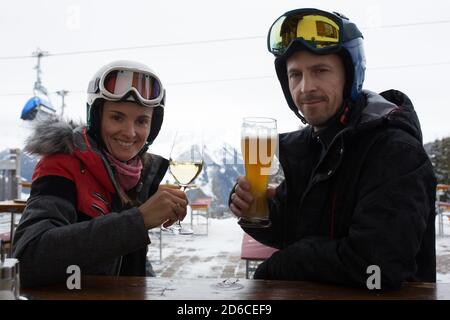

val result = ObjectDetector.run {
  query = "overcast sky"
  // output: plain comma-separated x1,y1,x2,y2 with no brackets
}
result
1,0,449,158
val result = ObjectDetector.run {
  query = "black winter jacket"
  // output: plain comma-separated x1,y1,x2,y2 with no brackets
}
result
242,90,436,289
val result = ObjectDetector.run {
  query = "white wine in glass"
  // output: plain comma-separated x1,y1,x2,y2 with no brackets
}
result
163,130,204,235
169,161,203,187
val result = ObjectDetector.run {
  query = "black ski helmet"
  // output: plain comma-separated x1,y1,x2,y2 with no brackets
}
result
267,8,366,123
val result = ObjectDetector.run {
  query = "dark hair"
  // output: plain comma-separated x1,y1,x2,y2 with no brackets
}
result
86,99,107,150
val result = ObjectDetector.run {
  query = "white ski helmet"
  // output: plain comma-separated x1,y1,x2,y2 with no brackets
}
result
86,60,165,146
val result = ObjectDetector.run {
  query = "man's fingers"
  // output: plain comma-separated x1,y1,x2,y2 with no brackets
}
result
235,185,253,203
237,176,251,191
230,203,242,217
231,193,250,211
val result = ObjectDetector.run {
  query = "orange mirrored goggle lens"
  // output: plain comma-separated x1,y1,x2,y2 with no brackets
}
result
269,13,341,55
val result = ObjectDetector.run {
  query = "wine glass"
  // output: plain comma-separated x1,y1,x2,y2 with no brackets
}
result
162,130,204,235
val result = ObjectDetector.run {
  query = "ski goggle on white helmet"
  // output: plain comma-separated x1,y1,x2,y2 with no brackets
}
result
87,60,165,108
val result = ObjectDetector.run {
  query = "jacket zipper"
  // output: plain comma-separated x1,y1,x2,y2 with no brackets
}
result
93,192,110,207
91,203,106,216
297,127,350,210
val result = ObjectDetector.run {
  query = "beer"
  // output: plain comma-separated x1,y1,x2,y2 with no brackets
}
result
240,117,277,227
242,136,277,218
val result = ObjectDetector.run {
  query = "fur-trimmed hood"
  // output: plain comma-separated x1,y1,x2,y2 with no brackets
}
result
25,116,170,206
25,117,84,156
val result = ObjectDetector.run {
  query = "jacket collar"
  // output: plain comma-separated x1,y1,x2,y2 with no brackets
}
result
312,90,411,143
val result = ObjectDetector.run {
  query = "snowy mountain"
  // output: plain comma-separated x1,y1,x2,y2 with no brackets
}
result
163,141,244,218
203,142,244,217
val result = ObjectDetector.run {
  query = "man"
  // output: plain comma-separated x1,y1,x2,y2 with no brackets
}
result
229,8,436,289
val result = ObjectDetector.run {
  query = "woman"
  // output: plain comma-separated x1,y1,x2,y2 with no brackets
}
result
12,60,187,287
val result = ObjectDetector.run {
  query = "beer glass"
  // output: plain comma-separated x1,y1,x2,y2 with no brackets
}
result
239,117,277,228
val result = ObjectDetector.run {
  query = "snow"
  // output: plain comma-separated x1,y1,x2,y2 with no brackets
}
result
148,216,245,279
435,211,450,250
437,273,450,283
436,210,450,283
436,235,450,255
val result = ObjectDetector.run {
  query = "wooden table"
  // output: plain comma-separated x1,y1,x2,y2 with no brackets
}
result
0,200,26,255
0,200,27,212
22,276,450,300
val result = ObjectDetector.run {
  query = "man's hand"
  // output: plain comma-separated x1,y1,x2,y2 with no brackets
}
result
229,176,276,217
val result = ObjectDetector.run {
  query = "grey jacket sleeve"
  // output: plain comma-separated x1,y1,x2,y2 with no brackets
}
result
12,194,150,287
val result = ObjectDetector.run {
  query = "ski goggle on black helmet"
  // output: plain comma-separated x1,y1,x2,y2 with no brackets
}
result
268,8,366,102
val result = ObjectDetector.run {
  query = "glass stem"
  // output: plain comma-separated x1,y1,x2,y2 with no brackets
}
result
177,185,187,227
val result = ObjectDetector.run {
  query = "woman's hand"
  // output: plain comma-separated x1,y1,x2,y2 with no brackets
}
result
138,184,188,229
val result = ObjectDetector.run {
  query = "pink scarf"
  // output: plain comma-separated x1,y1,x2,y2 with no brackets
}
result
105,152,143,191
